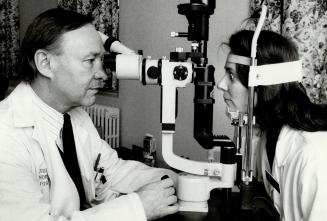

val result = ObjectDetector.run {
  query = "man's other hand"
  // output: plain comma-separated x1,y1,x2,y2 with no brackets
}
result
137,177,178,220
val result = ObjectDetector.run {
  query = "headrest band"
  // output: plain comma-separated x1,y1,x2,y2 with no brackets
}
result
226,54,252,66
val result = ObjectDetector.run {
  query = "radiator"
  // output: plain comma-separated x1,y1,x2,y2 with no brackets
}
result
83,104,120,149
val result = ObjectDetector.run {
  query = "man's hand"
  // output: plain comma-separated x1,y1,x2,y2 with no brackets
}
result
137,177,178,220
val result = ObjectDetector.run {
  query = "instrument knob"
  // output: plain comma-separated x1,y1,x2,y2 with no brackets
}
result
173,65,188,80
147,66,160,79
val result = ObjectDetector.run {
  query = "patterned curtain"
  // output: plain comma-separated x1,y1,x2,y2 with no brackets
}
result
249,0,327,104
0,0,19,86
57,0,119,39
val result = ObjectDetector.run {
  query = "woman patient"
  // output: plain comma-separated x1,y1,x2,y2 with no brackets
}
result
217,29,327,221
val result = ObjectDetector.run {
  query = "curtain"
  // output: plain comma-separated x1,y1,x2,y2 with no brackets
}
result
249,0,327,104
57,0,119,40
0,0,19,84
57,0,119,92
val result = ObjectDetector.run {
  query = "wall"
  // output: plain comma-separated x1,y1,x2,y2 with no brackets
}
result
96,0,250,167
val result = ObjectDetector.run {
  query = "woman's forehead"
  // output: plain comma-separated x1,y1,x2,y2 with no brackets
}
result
224,61,236,71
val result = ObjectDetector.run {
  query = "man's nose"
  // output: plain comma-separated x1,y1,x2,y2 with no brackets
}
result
95,64,108,81
217,74,228,91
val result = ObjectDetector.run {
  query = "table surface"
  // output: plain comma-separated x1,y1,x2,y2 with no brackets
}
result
157,188,278,221
157,189,250,221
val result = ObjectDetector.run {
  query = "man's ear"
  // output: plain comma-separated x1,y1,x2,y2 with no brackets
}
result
34,49,54,79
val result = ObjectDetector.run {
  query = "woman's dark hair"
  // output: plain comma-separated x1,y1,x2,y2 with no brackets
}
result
228,30,327,165
19,8,94,82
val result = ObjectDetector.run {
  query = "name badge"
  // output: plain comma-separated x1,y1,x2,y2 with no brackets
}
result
39,168,50,187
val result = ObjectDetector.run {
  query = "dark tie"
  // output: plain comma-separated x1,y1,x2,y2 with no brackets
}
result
60,113,87,210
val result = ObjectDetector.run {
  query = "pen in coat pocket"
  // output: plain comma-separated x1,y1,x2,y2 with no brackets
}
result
94,153,107,184
94,153,101,171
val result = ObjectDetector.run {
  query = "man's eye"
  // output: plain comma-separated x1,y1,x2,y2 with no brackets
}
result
87,58,95,63
84,58,95,65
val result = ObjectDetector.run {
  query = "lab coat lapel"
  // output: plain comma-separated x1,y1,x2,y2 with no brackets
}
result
11,83,54,179
32,120,80,218
11,83,80,218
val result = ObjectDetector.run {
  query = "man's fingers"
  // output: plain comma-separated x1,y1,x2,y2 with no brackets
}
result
165,203,179,215
165,187,175,196
167,195,178,205
159,177,174,188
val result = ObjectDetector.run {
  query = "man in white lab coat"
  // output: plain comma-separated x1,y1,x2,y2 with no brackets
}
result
0,8,178,221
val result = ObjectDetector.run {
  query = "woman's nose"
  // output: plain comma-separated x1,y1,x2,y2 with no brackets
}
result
217,74,228,91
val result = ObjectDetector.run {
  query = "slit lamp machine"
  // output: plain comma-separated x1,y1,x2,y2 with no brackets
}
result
105,1,302,214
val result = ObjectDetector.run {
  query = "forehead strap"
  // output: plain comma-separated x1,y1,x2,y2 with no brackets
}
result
226,54,251,66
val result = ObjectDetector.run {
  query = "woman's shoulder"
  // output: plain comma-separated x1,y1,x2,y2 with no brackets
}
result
275,126,327,166
286,127,327,179
280,126,327,146
300,129,327,158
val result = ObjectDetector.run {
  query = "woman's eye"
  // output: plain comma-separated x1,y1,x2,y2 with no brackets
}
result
228,72,235,81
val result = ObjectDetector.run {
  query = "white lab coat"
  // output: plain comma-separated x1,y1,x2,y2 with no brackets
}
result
0,83,176,221
257,126,327,221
